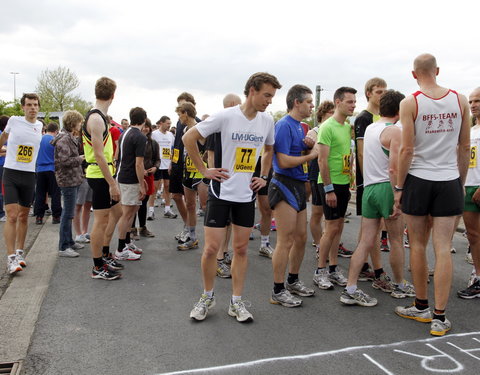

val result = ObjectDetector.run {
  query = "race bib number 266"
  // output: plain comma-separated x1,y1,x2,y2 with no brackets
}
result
16,145,34,163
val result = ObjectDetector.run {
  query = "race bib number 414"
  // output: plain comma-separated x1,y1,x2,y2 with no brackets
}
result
16,145,34,163
234,147,256,172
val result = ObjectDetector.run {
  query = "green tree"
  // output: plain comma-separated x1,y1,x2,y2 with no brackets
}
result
35,66,92,115
0,99,23,116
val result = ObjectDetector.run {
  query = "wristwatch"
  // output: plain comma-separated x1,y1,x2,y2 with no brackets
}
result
260,175,268,181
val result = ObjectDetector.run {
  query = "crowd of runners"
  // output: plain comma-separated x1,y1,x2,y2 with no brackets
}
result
1,53,479,337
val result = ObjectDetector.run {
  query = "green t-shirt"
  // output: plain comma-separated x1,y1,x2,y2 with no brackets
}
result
317,116,352,185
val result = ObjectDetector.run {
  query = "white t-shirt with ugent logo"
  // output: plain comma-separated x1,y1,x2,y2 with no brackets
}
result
4,116,43,172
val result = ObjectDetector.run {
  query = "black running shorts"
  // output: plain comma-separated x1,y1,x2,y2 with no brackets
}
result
204,195,255,228
319,183,351,220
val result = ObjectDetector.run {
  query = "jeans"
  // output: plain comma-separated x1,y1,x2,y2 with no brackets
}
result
59,186,79,251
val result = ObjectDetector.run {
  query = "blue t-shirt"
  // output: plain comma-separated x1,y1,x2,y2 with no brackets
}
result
273,115,309,181
0,130,5,167
36,134,55,172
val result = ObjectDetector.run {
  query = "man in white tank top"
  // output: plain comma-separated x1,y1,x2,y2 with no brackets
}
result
394,54,471,336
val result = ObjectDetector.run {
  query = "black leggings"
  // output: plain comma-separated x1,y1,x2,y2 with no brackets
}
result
133,195,150,228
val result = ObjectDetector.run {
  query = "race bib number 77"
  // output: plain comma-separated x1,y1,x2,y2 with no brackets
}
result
234,147,256,172
16,145,34,163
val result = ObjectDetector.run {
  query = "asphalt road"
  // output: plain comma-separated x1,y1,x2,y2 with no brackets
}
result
16,202,479,375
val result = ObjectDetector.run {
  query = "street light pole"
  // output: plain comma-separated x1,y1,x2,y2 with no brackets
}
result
10,72,19,103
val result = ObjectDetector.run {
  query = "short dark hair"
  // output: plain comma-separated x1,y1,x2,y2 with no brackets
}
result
244,72,282,96
62,110,84,133
0,115,9,132
177,92,196,105
157,116,170,124
95,77,116,101
144,118,152,139
333,87,357,102
379,90,405,118
129,107,147,125
286,84,312,111
21,93,40,107
176,102,197,119
46,122,59,133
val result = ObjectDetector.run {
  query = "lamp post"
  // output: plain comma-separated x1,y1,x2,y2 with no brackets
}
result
10,72,19,103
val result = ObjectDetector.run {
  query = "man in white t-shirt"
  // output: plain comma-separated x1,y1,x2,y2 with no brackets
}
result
0,93,43,274
394,54,470,336
149,116,176,219
183,72,282,323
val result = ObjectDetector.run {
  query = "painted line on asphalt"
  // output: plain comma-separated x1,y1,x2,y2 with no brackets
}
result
156,331,480,375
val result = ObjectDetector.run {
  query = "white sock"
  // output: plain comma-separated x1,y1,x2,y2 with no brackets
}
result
204,290,214,298
165,205,171,213
261,235,269,246
231,295,242,303
148,206,154,213
346,285,357,294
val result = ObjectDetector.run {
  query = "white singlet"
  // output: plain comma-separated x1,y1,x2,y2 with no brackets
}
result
409,90,462,181
465,125,480,187
4,116,43,172
151,129,174,170
195,105,274,202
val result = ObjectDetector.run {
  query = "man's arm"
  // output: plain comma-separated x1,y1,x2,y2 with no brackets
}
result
318,143,337,207
182,127,229,181
385,127,402,218
0,131,9,150
250,144,273,192
457,94,472,185
356,139,364,175
135,156,146,197
275,150,317,169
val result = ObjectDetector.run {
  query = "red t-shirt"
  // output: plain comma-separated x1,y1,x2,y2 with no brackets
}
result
109,125,122,155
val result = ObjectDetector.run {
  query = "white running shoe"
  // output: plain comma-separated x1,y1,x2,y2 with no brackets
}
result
59,248,80,257
8,255,23,274
16,249,27,267
114,247,141,261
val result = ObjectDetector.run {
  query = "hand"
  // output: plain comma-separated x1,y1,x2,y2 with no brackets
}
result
394,191,403,211
138,180,147,200
250,177,266,192
388,204,402,219
148,167,157,174
109,183,121,202
472,188,480,205
325,192,337,208
303,137,316,149
203,168,230,182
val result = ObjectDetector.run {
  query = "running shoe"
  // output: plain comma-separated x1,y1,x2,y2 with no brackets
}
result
52,217,61,224
249,231,254,240
147,211,155,221
270,218,276,231
223,252,232,265
391,281,416,298
71,243,84,250
103,256,124,270
313,268,334,290
259,243,274,258
450,247,457,254
127,241,143,254
216,260,231,278
190,294,216,321
358,265,375,281
395,304,432,322
340,288,377,307
178,231,191,244
177,239,199,251
286,279,315,297
338,243,353,258
139,226,155,238
380,238,390,252
36,217,43,225
91,264,121,280
58,248,80,257
0,215,6,222
45,209,52,216
197,208,205,217
114,248,141,261
270,289,302,307
457,278,480,299
372,273,394,293
164,210,178,219
175,228,188,241
228,299,253,322
328,269,348,286
16,249,27,267
8,255,23,274
130,227,140,241
468,269,477,287
75,234,89,243
430,318,451,336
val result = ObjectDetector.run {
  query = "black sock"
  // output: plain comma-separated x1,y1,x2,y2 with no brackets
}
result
118,239,126,252
317,267,326,273
273,282,285,294
217,258,224,262
126,231,131,244
433,308,446,322
329,265,337,273
93,257,104,268
287,273,298,285
102,246,110,257
361,263,370,272
414,298,429,310
374,268,384,279
381,231,388,240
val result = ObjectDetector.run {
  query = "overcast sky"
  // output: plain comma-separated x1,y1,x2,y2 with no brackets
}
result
1,0,479,124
